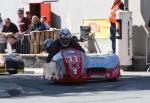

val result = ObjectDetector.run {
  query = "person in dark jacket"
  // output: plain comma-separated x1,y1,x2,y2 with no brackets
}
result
1,18,20,53
44,28,85,63
40,16,50,30
2,18,18,34
2,18,18,44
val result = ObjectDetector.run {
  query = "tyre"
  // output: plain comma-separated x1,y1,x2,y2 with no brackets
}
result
7,69,17,74
107,78,118,82
16,60,24,70
5,54,24,74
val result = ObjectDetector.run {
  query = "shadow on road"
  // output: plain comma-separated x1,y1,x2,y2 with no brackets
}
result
0,74,150,98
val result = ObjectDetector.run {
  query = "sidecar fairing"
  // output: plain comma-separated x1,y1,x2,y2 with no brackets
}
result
43,49,86,83
85,53,120,81
43,50,121,83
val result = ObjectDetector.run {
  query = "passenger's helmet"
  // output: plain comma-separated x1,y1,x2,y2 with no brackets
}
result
59,28,72,47
44,39,54,51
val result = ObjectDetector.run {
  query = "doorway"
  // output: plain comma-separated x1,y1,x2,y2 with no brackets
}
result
29,2,51,25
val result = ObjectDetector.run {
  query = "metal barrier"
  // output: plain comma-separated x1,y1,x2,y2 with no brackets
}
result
10,30,59,54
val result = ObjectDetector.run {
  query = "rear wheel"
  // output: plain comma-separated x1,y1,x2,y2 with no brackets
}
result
107,78,118,82
7,69,17,74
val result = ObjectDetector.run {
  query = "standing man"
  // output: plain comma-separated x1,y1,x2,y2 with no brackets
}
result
25,11,32,26
109,0,124,53
17,9,31,54
17,9,30,33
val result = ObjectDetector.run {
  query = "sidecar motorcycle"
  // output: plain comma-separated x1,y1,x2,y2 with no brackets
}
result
43,49,120,83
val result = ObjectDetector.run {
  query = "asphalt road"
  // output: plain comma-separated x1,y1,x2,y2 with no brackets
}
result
0,71,150,103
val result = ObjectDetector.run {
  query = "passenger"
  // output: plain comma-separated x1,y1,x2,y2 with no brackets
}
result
44,28,85,63
44,38,54,52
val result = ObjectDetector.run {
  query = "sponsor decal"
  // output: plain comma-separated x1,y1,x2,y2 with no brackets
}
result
89,23,100,32
83,19,110,38
65,55,80,63
69,63,79,70
91,74,105,78
72,69,78,75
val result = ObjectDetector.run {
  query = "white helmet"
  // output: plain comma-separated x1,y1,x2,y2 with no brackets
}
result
44,39,54,51
59,28,72,47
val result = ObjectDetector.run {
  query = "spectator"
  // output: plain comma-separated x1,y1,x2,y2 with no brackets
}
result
40,16,50,30
17,9,30,54
2,18,19,53
0,13,4,31
2,18,18,43
28,15,47,32
2,18,18,35
25,11,32,26
109,0,124,53
0,13,5,53
17,9,30,33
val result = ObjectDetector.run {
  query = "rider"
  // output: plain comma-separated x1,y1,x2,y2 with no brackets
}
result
44,28,85,63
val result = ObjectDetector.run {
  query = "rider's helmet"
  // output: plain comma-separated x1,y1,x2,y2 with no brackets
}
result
59,28,72,47
44,39,54,51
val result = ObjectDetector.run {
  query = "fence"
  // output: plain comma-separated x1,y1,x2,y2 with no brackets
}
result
9,30,59,54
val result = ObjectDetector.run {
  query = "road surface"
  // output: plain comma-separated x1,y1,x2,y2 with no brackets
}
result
0,71,150,103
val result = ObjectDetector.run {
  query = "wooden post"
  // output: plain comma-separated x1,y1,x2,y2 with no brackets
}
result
30,32,35,54
40,31,45,52
30,30,59,54
35,32,40,53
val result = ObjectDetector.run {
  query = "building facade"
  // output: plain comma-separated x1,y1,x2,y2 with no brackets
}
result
0,0,149,65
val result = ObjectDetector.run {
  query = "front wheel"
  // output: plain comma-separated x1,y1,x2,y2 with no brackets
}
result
107,77,119,82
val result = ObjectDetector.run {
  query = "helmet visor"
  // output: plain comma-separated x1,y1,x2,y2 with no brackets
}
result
61,37,70,45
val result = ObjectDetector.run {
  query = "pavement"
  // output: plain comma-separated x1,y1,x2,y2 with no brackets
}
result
0,68,150,98
121,70,150,76
24,68,43,74
24,68,150,76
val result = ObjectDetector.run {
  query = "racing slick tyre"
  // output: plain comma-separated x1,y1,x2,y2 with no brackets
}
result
7,69,17,74
5,54,24,74
107,78,118,82
6,59,17,74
